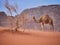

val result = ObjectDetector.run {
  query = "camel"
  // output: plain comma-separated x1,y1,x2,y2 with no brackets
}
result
33,14,54,31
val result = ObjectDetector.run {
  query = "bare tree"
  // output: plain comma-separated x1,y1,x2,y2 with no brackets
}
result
21,14,28,32
5,0,19,31
15,15,20,32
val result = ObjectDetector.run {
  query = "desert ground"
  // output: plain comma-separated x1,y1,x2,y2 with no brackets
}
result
0,27,60,45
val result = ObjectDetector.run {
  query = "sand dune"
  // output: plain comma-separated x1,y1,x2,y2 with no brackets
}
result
0,29,60,45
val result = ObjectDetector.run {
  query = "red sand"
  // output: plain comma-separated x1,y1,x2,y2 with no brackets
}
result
0,29,60,45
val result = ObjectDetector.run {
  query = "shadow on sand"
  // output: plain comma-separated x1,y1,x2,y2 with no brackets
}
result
0,29,31,35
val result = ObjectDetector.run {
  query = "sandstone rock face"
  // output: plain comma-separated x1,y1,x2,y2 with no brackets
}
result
19,5,60,31
0,5,60,31
0,12,15,27
0,12,8,26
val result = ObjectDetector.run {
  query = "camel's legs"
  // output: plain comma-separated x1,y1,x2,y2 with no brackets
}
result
50,24,54,32
41,23,44,31
51,24,54,31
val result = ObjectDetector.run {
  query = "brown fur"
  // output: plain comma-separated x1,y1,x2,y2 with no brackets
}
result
33,14,54,31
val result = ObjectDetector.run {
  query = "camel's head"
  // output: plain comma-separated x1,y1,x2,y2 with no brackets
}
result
33,16,39,23
33,16,35,20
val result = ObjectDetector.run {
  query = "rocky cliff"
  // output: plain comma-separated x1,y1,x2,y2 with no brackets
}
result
19,5,60,31
0,5,60,31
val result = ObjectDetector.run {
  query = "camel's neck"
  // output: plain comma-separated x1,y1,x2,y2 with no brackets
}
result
33,17,39,23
